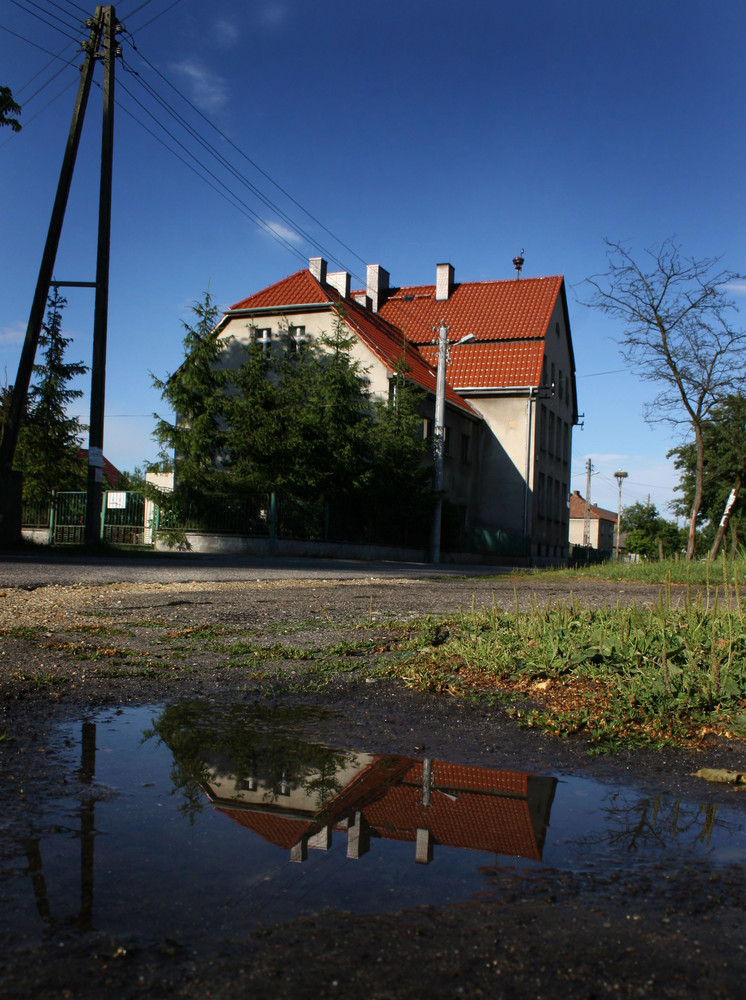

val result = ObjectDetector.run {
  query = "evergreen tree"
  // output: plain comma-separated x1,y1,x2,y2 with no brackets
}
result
15,288,88,502
150,291,232,502
0,85,21,132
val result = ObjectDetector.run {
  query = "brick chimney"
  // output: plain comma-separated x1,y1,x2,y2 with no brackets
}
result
309,257,327,283
436,262,454,301
366,264,390,313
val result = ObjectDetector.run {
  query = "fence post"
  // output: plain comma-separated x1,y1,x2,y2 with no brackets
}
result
269,491,277,555
100,491,106,541
49,490,56,546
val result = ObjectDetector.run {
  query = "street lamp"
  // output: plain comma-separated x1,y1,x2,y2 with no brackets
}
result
430,324,475,563
614,469,628,560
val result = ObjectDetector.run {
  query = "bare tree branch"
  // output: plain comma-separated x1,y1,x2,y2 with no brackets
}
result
583,238,746,558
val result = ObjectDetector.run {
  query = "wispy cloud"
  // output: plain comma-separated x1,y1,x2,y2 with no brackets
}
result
258,3,288,30
0,321,24,348
212,18,239,47
172,60,228,113
263,220,303,245
726,281,746,296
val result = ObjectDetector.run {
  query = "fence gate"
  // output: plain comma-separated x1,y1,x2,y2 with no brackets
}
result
50,491,150,546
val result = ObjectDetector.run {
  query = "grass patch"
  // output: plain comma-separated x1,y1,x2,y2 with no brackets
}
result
523,552,746,588
385,566,746,751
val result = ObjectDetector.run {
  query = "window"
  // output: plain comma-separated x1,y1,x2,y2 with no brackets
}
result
461,433,471,463
255,327,272,353
548,412,555,456
538,473,545,519
444,426,453,456
539,404,547,452
289,325,306,350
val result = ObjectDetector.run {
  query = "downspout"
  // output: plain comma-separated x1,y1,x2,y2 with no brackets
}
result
523,388,535,537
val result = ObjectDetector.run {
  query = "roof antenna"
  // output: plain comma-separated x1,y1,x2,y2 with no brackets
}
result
512,249,524,278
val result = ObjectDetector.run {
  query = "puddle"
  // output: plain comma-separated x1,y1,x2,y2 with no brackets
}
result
3,701,746,951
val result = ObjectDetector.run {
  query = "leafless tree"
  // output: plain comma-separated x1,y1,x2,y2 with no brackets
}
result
586,238,746,559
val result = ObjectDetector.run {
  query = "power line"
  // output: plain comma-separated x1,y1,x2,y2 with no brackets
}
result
120,59,364,280
114,82,311,265
8,0,82,43
126,0,185,34
0,21,74,59
123,36,369,271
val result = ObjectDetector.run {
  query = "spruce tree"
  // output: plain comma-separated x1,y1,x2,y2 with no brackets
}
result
16,288,88,502
151,291,231,503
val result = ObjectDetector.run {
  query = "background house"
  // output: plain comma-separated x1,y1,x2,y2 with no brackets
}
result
211,257,579,562
568,490,618,552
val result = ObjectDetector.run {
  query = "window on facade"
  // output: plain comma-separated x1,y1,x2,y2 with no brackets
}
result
548,412,555,456
558,369,563,400
255,328,272,353
563,421,569,464
538,473,545,519
423,418,433,439
546,475,553,520
289,325,306,350
444,426,453,456
461,433,471,463
539,404,547,452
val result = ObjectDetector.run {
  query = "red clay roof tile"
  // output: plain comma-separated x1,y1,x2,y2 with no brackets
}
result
379,276,564,344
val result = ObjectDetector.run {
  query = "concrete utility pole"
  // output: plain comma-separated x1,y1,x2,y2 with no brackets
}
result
583,458,592,546
429,325,475,563
85,4,118,547
0,11,105,545
614,468,627,560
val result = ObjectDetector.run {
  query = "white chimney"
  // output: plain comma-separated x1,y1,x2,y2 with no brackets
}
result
436,263,454,301
327,270,350,299
309,257,327,283
353,291,372,309
366,264,390,313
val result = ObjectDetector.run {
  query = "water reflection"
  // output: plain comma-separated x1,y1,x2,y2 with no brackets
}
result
4,701,745,951
148,700,557,867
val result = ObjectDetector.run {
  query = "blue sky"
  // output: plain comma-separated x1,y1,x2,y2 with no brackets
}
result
2,0,745,516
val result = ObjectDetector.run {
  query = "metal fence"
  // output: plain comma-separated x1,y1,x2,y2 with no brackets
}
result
21,489,529,556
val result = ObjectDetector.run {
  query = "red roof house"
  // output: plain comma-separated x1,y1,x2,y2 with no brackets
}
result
213,257,578,563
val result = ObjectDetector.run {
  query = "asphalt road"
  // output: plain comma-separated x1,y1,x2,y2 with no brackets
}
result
0,550,510,588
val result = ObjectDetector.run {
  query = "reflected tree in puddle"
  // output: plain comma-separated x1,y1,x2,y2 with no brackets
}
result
579,790,731,856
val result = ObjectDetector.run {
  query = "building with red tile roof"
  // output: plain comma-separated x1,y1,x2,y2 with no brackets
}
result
213,256,578,562
568,490,618,552
207,752,557,867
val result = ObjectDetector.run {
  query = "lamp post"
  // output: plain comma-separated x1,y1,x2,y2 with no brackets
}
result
614,469,628,560
430,324,475,563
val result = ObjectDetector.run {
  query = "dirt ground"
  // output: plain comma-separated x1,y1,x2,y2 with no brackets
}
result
2,571,746,998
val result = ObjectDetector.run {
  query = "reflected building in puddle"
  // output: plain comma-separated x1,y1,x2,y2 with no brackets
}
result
194,746,557,867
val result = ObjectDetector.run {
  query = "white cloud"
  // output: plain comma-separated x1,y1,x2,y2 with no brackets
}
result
726,281,746,296
263,220,303,245
172,60,228,113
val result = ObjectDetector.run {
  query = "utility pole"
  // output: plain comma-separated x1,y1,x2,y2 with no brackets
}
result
0,11,105,545
583,458,592,546
85,4,118,547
